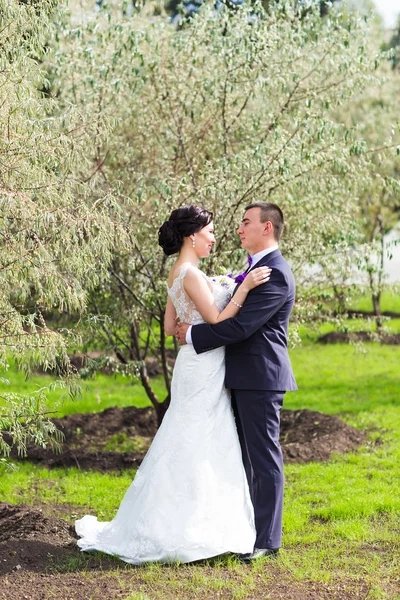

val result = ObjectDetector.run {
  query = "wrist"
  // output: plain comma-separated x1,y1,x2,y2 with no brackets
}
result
239,285,250,294
230,298,243,308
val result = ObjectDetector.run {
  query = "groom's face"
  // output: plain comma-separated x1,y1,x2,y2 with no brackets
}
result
236,208,267,254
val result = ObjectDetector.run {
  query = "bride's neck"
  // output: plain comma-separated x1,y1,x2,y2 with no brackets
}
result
177,247,199,267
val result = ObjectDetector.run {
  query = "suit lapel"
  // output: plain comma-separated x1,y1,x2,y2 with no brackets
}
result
248,249,282,271
232,249,282,295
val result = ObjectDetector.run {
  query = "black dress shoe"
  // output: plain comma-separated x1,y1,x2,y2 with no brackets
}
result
238,548,280,562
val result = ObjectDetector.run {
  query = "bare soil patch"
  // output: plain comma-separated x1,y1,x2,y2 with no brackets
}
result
0,503,377,599
0,503,77,577
346,309,400,319
0,503,73,547
319,331,400,344
10,406,365,471
0,569,373,600
280,409,365,462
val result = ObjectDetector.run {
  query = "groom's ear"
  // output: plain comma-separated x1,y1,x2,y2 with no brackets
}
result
263,221,273,235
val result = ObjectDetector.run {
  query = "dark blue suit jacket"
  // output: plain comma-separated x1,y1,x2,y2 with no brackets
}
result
191,249,297,391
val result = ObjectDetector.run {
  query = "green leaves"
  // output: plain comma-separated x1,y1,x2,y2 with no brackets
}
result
2,0,398,437
0,0,133,455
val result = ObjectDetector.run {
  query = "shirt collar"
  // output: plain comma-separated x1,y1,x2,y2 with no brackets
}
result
250,245,279,267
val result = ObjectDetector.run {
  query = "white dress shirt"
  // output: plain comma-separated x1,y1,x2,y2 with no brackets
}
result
185,245,279,344
248,245,279,267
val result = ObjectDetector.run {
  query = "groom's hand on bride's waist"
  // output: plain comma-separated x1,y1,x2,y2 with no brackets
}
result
176,322,190,345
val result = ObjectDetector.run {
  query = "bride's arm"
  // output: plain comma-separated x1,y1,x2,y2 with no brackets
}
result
183,266,271,325
164,296,177,336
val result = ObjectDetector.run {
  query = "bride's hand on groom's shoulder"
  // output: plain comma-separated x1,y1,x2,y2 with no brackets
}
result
241,267,271,292
176,322,189,345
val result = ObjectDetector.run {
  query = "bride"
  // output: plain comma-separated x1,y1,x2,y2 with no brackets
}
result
75,204,271,564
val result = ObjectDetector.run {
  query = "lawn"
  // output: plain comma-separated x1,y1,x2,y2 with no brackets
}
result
351,289,400,313
1,341,399,598
0,363,165,416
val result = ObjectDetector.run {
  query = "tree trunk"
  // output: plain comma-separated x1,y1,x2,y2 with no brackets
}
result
154,394,171,427
369,213,385,332
372,292,382,329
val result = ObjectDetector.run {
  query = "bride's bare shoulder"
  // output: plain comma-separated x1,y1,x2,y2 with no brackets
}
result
181,266,212,294
167,262,202,288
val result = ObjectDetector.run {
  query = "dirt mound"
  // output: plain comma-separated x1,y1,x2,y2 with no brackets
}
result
346,309,400,319
0,503,75,545
11,406,365,471
319,331,400,344
15,447,145,471
280,409,365,463
0,503,128,591
0,503,78,579
52,405,157,439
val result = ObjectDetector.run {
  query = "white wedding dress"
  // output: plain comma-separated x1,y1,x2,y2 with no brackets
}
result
75,264,256,564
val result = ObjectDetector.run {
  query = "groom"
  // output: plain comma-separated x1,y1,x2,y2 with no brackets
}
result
176,202,297,560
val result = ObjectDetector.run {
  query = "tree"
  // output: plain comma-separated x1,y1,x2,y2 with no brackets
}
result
383,15,400,69
53,0,397,421
318,46,400,327
0,0,130,457
352,67,400,328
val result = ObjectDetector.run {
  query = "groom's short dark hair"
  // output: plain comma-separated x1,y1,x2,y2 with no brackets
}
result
245,202,284,241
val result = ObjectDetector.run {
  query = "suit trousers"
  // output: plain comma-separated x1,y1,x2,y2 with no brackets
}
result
231,389,285,550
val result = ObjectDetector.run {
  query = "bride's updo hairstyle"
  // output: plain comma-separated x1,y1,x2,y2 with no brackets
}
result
158,205,213,256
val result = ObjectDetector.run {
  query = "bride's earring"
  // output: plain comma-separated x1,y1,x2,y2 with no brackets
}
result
192,236,196,248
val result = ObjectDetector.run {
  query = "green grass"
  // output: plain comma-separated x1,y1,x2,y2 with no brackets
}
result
0,364,165,417
351,290,400,313
104,432,150,453
299,318,400,343
1,342,399,597
289,344,399,416
295,289,400,343
0,462,135,520
2,335,399,419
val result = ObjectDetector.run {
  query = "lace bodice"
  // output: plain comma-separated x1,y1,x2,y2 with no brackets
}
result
167,264,231,325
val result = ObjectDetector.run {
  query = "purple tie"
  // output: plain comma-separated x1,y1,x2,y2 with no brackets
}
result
234,255,253,284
